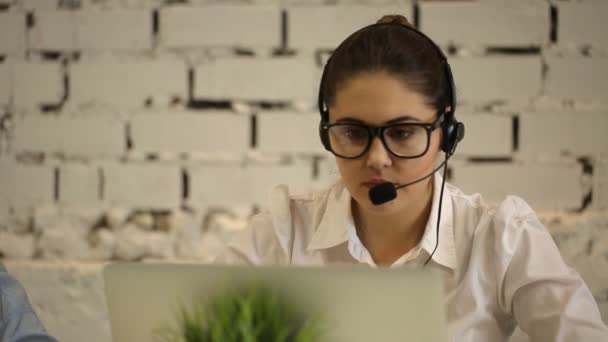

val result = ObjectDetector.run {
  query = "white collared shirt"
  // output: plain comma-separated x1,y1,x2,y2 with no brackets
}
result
215,174,608,341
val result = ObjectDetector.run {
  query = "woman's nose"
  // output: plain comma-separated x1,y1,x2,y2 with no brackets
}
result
365,136,392,170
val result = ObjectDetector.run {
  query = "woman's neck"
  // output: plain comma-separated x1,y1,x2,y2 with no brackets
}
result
352,179,435,266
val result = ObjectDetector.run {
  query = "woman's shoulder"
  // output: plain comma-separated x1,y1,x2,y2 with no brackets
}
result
447,181,546,257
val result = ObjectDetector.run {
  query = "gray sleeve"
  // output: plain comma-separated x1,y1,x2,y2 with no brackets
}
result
0,265,57,342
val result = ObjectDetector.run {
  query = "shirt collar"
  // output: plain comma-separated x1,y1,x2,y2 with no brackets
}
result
307,173,457,271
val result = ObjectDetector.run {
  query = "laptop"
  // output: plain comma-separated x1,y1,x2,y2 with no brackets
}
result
104,263,448,342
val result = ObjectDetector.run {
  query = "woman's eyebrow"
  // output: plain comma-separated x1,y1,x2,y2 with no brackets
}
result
335,115,422,125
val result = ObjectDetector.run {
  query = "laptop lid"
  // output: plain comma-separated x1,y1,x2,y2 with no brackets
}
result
104,263,447,342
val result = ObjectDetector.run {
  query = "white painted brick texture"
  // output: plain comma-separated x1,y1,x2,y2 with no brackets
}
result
160,5,281,49
194,57,317,103
451,161,583,211
451,56,542,104
29,10,76,51
557,1,608,48
59,163,99,206
0,12,26,56
70,58,187,108
545,56,608,103
130,110,249,155
0,62,10,106
456,112,512,156
257,111,322,153
0,160,55,211
76,10,152,51
188,162,312,208
519,111,608,157
288,3,413,50
12,61,63,109
13,115,125,157
103,162,181,210
419,1,549,48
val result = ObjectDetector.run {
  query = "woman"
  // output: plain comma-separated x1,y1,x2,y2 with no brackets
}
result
215,15,608,341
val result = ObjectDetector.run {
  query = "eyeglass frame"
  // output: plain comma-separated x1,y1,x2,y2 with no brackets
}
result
320,112,446,159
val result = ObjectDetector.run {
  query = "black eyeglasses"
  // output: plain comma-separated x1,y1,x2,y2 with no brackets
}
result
321,113,445,159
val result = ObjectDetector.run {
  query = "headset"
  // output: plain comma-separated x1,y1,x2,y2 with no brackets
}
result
317,21,465,158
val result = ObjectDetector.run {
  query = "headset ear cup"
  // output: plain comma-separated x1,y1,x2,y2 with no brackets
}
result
441,115,459,155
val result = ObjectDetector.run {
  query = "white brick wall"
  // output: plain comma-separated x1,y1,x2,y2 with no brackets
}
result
451,56,542,104
188,162,312,208
0,159,55,211
545,56,608,103
519,111,608,157
130,110,250,155
13,115,125,157
102,162,181,210
160,5,281,49
12,61,63,109
257,111,322,153
59,163,100,206
288,3,413,50
29,10,76,51
419,0,549,48
194,56,317,103
76,10,152,51
557,1,608,48
70,58,187,108
451,161,583,211
456,112,512,156
0,12,26,56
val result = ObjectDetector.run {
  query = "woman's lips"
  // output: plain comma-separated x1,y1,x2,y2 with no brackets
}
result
361,179,390,189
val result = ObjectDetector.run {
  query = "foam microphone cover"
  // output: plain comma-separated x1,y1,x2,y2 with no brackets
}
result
369,182,397,205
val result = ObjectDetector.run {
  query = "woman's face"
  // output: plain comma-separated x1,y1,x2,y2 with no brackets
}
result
329,71,442,215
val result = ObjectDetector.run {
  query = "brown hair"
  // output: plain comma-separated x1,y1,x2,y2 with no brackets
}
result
320,14,449,121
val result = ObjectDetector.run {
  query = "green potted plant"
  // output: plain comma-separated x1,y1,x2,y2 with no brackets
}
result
156,284,325,342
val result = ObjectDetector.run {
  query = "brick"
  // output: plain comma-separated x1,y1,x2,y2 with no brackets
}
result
595,161,608,209
17,0,59,11
451,56,542,104
13,61,64,109
0,62,9,105
451,161,583,210
288,3,413,50
0,12,26,56
194,56,316,103
419,1,549,48
29,10,76,51
519,111,608,157
188,162,312,208
160,5,280,49
456,112,512,156
59,163,99,206
0,160,55,211
257,111,323,153
70,59,187,108
545,56,608,103
103,162,181,210
130,110,249,155
13,115,125,157
557,1,608,48
76,10,152,51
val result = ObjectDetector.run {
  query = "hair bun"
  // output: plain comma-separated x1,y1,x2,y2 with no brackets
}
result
377,14,415,28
